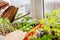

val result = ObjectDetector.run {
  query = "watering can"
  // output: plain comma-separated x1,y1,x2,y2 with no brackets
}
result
1,6,18,22
1,6,30,22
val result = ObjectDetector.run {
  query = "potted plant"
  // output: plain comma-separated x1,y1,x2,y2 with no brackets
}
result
25,8,60,40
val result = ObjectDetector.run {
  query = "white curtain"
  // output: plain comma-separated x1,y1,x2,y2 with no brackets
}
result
30,0,43,19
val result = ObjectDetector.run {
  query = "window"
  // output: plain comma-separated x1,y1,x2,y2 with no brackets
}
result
10,0,31,14
1,0,31,14
10,0,31,19
44,0,60,16
1,0,31,19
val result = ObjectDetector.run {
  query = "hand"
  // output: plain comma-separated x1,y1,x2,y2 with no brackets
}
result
3,30,26,40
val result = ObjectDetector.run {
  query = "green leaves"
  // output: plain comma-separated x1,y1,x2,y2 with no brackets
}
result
0,17,13,35
37,8,60,40
52,10,57,16
41,34,54,40
12,17,39,32
15,13,22,18
46,13,51,19
33,34,55,40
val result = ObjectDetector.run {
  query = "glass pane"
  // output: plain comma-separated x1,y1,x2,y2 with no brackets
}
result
44,0,60,14
10,0,31,14
10,0,31,18
1,0,31,18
